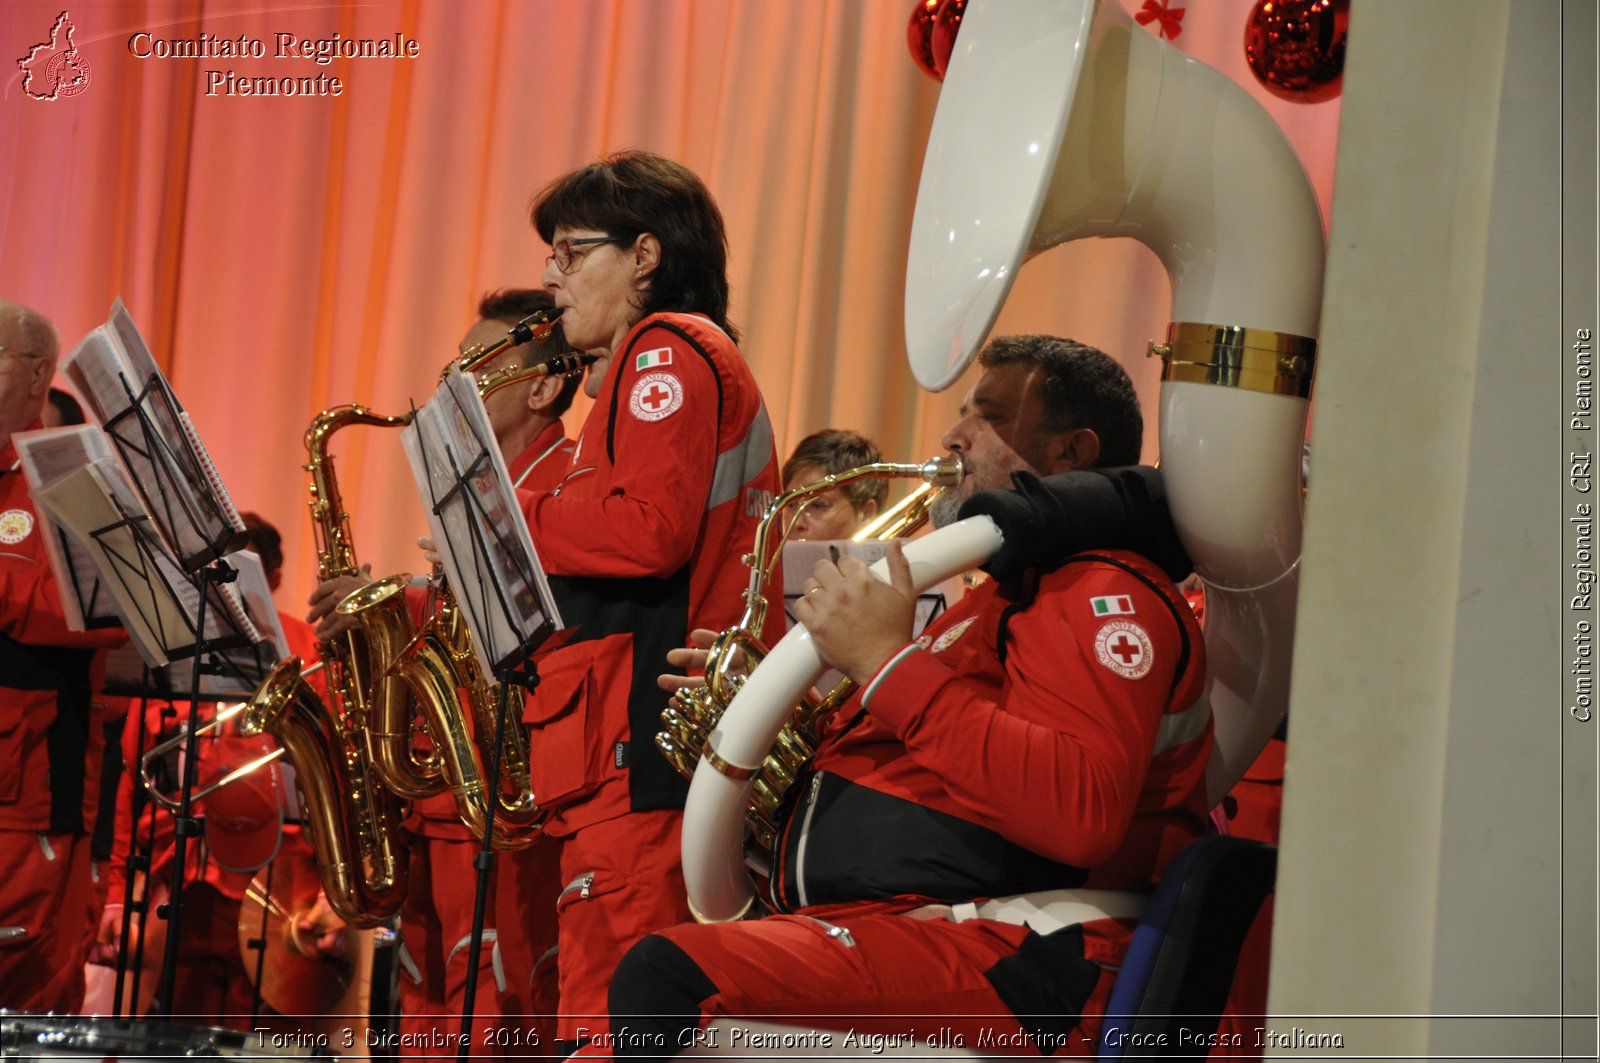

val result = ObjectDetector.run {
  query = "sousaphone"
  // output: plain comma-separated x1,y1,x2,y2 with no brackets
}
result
682,0,1323,928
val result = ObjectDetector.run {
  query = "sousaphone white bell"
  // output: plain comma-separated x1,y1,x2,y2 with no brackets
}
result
905,0,1326,803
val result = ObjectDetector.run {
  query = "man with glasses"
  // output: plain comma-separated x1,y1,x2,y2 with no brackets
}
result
0,298,127,1010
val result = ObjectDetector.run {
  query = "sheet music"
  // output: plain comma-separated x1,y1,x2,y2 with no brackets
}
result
229,549,289,660
180,411,246,532
14,425,122,631
60,300,246,569
173,546,285,698
781,539,947,692
402,367,562,676
32,460,261,668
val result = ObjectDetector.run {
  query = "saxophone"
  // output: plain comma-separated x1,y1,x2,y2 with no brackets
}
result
242,404,417,927
656,457,963,850
337,574,543,848
244,310,574,921
334,310,585,847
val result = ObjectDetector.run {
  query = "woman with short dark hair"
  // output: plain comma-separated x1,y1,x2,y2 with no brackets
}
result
514,151,784,1051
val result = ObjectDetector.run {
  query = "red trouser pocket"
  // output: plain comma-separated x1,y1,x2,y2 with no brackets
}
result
523,635,626,812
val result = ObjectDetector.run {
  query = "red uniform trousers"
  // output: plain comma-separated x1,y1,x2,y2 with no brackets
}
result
398,834,509,1055
396,830,566,1058
491,834,563,1047
549,810,688,1043
0,830,98,1010
605,906,1118,1059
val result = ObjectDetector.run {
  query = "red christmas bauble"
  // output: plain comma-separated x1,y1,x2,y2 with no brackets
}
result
929,0,967,79
906,0,942,81
1244,0,1349,103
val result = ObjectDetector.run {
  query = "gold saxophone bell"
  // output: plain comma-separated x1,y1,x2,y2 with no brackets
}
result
337,575,544,849
242,657,407,927
655,456,964,849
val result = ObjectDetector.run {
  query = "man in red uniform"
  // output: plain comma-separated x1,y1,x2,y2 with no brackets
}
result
0,298,126,1011
607,335,1212,1058
511,153,784,1049
393,289,574,1053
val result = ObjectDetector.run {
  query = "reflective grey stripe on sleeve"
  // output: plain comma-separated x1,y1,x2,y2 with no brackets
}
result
705,405,774,511
1153,697,1212,755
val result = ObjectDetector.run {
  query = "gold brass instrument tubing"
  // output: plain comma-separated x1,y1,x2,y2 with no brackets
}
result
136,666,322,814
656,456,964,849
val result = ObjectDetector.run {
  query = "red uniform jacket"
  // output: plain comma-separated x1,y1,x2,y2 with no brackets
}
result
771,550,1212,912
518,313,782,835
0,431,126,834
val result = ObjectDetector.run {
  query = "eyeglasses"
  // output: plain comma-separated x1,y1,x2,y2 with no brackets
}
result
0,345,42,362
784,496,841,521
546,236,627,274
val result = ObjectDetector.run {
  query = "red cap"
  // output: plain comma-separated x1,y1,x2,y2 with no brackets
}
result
198,733,283,873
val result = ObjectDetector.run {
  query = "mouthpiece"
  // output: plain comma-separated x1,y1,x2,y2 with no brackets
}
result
474,350,599,401
512,306,565,346
920,454,965,487
448,307,566,379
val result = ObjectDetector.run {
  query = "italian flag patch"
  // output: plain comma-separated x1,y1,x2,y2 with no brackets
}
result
636,347,673,371
1091,595,1135,617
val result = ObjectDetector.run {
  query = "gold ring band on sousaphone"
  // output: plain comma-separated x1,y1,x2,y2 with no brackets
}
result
656,455,964,851
1148,321,1317,399
243,307,576,926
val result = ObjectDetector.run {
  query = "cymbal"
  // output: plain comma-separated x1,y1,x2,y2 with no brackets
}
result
237,845,352,1014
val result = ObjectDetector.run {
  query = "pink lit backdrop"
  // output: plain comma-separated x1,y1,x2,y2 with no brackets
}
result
0,0,1340,613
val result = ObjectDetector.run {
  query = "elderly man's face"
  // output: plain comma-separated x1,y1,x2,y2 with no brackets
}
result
0,317,50,444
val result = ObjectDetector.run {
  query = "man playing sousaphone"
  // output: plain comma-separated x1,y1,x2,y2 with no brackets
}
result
610,335,1211,1057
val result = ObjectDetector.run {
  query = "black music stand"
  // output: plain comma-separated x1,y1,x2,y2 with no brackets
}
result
38,465,261,1021
98,371,249,570
403,371,564,1058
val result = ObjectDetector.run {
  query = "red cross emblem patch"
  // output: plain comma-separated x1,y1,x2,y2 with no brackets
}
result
1094,619,1154,680
628,371,684,422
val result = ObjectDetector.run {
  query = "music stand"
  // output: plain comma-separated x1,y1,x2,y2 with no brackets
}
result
62,300,249,570
402,368,564,1056
30,450,263,1021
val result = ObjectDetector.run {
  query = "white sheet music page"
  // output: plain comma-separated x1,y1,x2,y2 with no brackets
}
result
228,548,289,659
31,459,262,667
401,367,562,676
32,462,176,666
14,425,122,631
60,300,245,568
